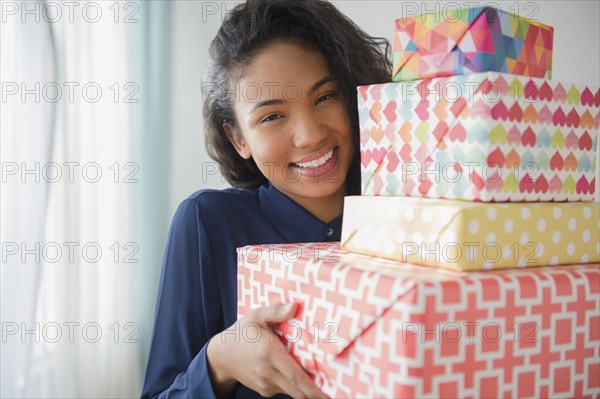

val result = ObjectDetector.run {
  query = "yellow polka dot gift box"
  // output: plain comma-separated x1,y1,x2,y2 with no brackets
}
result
341,196,599,271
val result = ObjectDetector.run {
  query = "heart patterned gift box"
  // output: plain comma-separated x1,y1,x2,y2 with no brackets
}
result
359,72,599,201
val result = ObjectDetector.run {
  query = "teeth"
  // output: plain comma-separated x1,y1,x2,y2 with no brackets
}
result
295,149,334,168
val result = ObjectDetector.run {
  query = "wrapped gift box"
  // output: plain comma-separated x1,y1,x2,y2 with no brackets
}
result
393,6,554,81
359,72,599,201
341,195,600,271
237,242,600,398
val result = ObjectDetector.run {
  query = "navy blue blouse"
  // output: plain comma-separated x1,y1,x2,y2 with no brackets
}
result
141,183,342,398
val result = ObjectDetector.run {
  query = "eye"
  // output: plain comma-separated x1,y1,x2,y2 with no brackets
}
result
260,113,284,124
316,92,337,105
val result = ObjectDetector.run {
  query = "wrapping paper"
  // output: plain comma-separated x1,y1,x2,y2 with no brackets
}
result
393,6,554,81
341,195,599,271
237,242,600,398
359,72,599,201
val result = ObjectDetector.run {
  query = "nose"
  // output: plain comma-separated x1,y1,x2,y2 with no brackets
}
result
292,111,328,149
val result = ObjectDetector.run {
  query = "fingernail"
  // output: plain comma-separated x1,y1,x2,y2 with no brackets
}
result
282,302,294,313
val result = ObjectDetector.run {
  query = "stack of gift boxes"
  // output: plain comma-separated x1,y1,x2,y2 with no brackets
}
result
238,7,600,398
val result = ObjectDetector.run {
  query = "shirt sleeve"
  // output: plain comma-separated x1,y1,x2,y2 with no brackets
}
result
141,198,222,399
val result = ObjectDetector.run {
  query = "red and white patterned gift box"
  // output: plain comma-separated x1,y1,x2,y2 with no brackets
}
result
358,72,599,201
237,243,600,398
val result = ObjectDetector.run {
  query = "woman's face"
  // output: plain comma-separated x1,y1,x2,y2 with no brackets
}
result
225,41,354,212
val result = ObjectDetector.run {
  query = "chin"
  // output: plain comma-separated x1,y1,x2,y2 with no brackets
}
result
297,178,346,199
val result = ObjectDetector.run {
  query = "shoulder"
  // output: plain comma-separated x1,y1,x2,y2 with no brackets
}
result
168,187,264,253
186,187,258,207
182,187,259,213
172,187,261,225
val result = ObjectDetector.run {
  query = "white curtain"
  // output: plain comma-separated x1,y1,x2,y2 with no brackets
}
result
1,1,170,397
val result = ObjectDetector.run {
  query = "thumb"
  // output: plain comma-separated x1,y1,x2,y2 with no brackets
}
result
257,302,297,324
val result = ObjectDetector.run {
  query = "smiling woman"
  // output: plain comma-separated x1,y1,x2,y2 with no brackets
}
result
224,41,354,222
140,0,390,398
202,1,391,195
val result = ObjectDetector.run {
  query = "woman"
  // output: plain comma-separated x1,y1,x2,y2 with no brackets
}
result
141,0,390,397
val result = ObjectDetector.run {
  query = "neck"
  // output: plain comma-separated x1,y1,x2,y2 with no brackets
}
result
292,185,346,223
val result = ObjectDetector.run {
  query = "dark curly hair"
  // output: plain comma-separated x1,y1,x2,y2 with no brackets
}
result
203,0,391,193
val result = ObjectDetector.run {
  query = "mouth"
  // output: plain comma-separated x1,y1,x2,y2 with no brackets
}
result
289,146,339,178
291,147,335,169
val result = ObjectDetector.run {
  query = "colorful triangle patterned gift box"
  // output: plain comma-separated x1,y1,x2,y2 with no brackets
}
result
393,6,554,81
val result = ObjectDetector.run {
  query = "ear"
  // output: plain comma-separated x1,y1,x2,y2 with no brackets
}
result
224,123,251,159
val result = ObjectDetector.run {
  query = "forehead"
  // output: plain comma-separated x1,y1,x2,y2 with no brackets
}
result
234,41,331,99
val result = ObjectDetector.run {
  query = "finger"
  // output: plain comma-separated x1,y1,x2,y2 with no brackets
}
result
268,369,307,399
255,302,298,325
271,346,329,399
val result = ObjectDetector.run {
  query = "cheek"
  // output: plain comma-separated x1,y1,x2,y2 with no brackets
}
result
331,103,352,134
249,137,289,164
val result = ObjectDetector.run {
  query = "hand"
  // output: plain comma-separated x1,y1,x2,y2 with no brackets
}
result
207,302,328,399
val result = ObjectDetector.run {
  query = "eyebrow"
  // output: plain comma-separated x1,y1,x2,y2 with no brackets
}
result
249,75,338,114
309,75,338,94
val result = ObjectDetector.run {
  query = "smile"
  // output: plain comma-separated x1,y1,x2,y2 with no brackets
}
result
293,148,335,168
290,146,340,179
